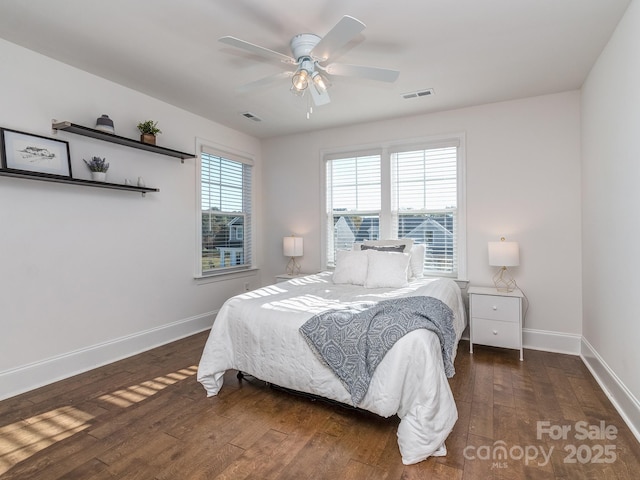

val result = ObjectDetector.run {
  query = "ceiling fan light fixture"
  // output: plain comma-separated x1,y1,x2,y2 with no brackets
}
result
291,68,309,92
311,71,328,93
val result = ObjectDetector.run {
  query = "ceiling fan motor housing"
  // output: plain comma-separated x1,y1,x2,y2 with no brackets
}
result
290,34,322,61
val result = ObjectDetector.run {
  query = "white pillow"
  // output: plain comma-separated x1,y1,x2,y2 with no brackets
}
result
332,250,369,285
409,244,426,279
364,250,410,289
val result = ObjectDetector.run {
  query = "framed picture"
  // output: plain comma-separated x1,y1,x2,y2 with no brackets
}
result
0,128,72,178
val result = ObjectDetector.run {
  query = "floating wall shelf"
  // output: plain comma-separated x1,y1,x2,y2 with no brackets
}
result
0,169,159,196
51,120,195,162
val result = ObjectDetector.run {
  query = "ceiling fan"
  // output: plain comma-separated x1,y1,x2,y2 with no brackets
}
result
219,15,400,108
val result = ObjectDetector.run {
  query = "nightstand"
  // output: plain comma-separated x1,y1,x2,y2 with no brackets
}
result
468,286,524,361
274,273,306,283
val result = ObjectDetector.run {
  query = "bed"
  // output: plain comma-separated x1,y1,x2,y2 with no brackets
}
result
197,248,466,465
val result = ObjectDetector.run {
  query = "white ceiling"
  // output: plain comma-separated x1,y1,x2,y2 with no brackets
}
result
0,0,630,139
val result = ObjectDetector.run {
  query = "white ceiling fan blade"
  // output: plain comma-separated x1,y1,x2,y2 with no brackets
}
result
219,36,296,65
325,63,400,83
310,86,331,106
311,15,365,62
236,71,293,94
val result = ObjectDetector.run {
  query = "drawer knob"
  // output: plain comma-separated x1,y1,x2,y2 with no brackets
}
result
493,330,498,335
492,306,497,310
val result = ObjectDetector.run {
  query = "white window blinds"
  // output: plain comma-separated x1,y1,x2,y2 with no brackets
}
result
326,154,381,265
200,150,252,274
392,146,458,275
324,139,462,277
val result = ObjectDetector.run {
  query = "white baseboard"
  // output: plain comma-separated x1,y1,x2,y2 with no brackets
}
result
580,338,640,444
523,327,582,355
0,311,216,401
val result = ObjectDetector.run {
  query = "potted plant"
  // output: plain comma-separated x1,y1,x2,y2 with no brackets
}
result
137,120,162,145
84,156,110,182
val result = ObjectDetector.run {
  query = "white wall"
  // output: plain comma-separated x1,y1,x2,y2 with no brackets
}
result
262,91,583,351
581,0,640,436
0,39,263,399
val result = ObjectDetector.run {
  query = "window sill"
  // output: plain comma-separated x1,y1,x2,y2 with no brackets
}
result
194,268,259,285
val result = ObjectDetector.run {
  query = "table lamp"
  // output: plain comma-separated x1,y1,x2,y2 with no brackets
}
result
488,237,519,292
283,235,304,276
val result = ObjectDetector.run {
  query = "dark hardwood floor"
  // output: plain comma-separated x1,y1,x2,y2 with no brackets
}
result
1,331,639,479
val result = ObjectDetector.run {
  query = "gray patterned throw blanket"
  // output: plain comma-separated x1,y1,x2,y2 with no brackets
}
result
299,296,456,405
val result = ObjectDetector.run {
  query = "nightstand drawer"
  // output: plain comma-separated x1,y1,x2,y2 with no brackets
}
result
471,318,520,349
471,294,520,323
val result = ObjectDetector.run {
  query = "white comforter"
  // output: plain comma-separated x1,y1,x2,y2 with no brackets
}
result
197,272,466,464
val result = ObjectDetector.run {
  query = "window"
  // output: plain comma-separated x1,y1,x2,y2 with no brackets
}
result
324,136,465,278
326,154,381,264
392,146,458,275
199,146,253,275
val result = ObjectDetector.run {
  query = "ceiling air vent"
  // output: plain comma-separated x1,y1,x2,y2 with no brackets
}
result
401,88,434,100
241,112,262,122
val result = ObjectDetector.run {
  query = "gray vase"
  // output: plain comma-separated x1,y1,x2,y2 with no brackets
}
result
95,114,114,134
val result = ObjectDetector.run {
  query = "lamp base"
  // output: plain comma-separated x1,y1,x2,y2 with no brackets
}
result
493,266,517,292
286,257,301,276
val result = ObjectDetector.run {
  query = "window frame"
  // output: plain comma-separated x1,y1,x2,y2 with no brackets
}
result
321,133,466,280
196,139,255,278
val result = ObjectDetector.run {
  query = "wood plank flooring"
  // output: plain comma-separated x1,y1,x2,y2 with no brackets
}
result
1,332,639,479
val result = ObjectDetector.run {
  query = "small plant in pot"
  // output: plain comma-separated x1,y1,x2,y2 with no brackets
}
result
137,120,162,145
84,156,110,182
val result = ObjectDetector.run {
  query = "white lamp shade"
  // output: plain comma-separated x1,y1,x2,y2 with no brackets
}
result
283,236,304,257
488,241,519,267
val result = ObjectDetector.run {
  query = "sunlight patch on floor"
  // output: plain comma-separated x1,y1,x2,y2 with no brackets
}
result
0,365,199,474
0,405,94,475
97,365,198,408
